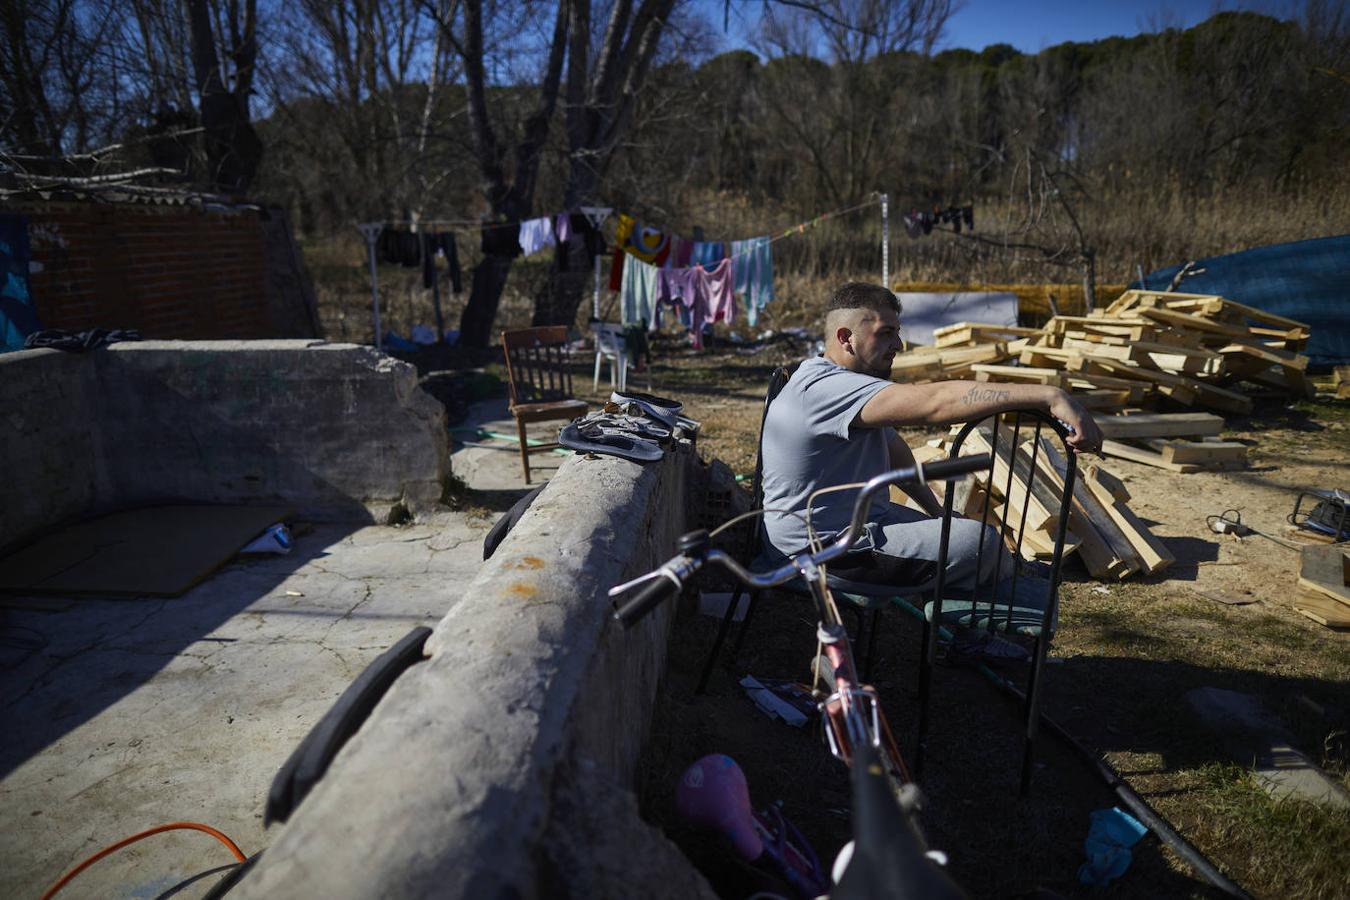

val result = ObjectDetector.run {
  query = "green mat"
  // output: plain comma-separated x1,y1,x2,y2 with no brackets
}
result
0,505,292,597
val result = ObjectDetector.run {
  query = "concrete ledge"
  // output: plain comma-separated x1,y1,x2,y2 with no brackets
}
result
234,446,717,899
1,341,448,549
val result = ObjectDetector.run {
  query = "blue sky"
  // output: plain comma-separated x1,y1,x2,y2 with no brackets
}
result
695,0,1285,55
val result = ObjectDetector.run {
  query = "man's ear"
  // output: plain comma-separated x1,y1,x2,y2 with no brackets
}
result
836,326,853,350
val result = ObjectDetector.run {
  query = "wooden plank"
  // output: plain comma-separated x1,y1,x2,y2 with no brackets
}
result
1085,464,1130,502
1096,413,1225,440
1300,545,1350,588
1135,305,1249,338
1293,592,1350,628
1219,341,1309,372
964,429,1055,534
972,364,1066,387
1084,472,1175,575
1296,576,1350,607
1144,439,1248,467
1074,389,1132,411
1037,436,1142,578
1101,440,1200,473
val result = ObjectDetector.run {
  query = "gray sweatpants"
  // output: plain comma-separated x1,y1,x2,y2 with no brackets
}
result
828,502,1014,597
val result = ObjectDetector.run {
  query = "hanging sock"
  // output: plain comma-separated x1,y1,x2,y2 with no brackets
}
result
554,211,573,244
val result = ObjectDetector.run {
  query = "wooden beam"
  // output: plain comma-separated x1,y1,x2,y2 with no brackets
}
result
1294,592,1350,628
1095,413,1225,440
1144,439,1248,468
1084,471,1175,575
1101,440,1201,473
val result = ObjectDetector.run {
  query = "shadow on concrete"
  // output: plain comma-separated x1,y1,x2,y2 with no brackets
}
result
0,523,360,780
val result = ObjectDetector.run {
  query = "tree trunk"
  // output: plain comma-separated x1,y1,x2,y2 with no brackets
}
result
459,254,514,348
533,237,595,327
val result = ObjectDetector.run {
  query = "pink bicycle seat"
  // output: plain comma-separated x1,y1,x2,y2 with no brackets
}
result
674,754,763,861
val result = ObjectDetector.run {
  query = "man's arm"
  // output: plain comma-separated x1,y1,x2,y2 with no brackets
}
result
886,431,944,517
858,381,1104,455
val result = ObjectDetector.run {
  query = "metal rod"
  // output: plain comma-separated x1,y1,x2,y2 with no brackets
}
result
358,223,384,352
880,192,890,288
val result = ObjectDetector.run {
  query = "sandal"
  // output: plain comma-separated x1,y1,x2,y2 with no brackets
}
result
558,422,664,463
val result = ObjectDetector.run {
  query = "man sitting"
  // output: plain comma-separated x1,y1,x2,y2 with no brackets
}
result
760,282,1102,598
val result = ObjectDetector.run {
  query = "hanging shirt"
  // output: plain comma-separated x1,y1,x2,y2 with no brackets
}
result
690,241,725,271
701,257,736,329
518,216,556,257
621,255,660,328
730,236,775,327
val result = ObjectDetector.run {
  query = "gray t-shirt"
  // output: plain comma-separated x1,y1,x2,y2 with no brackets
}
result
760,355,894,556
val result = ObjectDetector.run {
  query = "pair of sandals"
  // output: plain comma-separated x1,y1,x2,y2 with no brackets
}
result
558,390,700,464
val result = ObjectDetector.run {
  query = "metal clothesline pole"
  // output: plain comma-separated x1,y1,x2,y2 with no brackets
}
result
880,192,890,289
357,223,384,351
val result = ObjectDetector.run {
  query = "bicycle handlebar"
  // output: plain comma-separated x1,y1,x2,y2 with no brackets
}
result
610,454,990,627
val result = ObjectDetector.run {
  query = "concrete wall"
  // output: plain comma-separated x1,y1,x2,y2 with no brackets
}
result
234,447,718,900
0,341,447,551
11,200,318,340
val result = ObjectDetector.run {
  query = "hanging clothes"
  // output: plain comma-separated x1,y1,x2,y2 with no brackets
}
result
481,221,522,258
554,212,573,244
730,236,774,327
438,233,462,293
518,216,556,257
378,228,402,264
610,213,672,290
621,255,660,328
421,233,438,288
398,231,421,267
690,241,725,271
700,257,736,329
669,235,693,268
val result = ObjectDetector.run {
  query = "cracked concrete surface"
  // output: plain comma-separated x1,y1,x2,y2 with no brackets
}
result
0,410,531,899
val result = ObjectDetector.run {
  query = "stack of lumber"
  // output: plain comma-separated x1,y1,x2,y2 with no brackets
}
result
891,323,1041,381
1295,545,1350,629
909,423,1174,581
892,290,1314,418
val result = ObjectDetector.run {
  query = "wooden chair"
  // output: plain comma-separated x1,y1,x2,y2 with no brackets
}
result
913,410,1078,795
500,326,588,484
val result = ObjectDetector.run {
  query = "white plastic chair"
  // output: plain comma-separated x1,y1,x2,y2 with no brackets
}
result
591,321,628,391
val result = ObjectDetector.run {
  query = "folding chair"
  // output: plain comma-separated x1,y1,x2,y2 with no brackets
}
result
591,321,628,391
500,326,589,484
913,410,1078,795
696,366,905,694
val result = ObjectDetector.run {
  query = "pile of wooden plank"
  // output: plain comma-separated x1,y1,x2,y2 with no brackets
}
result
909,423,1174,581
893,290,1314,418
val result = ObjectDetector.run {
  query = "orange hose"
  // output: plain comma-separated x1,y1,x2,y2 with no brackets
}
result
40,821,247,900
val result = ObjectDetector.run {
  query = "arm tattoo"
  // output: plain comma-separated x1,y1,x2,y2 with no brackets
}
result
962,386,1011,406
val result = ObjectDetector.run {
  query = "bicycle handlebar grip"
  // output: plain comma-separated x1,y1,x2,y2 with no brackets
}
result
612,575,680,629
920,453,991,481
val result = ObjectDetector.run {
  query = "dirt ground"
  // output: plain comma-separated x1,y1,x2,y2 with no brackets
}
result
381,302,1347,899
596,335,1350,900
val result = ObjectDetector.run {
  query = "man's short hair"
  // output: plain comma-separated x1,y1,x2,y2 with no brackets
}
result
827,282,901,317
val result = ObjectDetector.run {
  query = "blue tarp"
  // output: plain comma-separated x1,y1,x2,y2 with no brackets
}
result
1,214,41,352
1133,234,1350,368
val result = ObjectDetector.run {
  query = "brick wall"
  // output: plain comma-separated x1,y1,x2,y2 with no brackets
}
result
14,200,279,339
